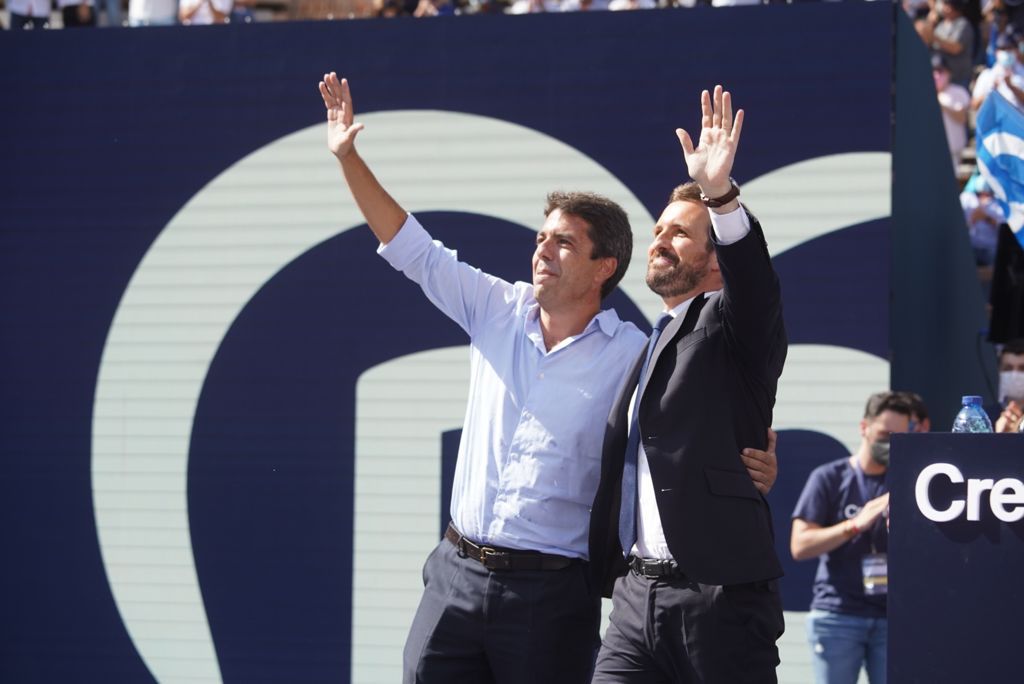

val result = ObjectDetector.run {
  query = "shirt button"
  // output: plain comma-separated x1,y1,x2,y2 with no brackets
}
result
538,372,544,379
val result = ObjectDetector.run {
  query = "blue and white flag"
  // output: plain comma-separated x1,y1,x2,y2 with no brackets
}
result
976,91,1024,249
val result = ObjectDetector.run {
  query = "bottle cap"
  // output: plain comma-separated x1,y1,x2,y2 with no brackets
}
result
962,395,983,406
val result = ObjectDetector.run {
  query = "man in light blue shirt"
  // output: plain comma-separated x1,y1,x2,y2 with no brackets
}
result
319,72,646,684
318,73,777,684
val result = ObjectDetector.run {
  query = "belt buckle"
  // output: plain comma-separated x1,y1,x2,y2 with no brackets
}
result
634,557,674,578
479,546,511,570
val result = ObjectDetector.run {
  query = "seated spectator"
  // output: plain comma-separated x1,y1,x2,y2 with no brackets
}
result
8,0,51,29
58,0,97,26
560,0,609,10
377,0,407,15
129,0,177,25
972,30,1024,111
179,0,231,24
920,0,977,88
414,0,455,15
961,175,1006,265
933,54,971,173
230,0,256,23
507,0,557,12
995,338,1024,431
608,0,655,9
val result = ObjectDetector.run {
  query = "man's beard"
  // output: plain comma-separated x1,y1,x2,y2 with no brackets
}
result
646,251,709,298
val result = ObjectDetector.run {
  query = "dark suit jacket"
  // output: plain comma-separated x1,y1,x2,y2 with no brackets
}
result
589,211,787,596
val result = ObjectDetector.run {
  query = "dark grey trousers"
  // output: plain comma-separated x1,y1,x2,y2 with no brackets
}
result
402,539,601,684
591,568,784,684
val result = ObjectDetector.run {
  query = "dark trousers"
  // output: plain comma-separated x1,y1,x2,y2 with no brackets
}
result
10,13,49,29
592,568,784,684
403,538,601,684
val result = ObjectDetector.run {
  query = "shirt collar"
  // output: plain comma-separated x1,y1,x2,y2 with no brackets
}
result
525,302,624,337
593,307,625,336
661,289,721,321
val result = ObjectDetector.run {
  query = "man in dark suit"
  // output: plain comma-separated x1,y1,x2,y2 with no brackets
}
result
590,85,787,683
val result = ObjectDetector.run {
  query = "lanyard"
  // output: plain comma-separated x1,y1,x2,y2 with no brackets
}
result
851,461,887,553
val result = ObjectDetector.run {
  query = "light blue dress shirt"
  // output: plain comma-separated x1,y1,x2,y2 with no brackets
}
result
379,214,647,558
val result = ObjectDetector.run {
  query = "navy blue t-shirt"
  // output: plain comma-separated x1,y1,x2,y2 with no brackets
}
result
791,457,888,618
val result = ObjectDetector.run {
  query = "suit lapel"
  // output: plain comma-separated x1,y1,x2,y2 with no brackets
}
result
641,294,708,393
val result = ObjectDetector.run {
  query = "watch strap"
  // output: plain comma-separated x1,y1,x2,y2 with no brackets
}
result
700,178,741,208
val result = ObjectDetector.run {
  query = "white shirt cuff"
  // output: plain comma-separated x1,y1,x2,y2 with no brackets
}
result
710,205,751,246
376,213,428,270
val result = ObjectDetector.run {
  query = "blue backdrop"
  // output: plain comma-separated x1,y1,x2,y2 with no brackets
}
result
1,5,961,682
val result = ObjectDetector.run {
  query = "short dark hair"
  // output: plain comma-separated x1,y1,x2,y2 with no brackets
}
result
895,391,929,421
544,191,632,299
863,391,914,420
1000,338,1024,358
667,182,714,252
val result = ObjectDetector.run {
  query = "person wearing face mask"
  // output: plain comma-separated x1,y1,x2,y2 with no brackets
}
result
972,31,1024,111
994,339,1024,431
790,391,917,684
932,54,972,173
960,175,1006,267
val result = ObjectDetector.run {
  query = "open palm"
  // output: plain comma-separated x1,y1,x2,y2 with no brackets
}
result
319,72,364,159
676,86,743,196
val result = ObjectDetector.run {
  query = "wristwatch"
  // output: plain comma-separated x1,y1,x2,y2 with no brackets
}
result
699,178,741,208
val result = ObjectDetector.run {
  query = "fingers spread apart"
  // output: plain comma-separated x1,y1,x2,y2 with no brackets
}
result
700,84,744,143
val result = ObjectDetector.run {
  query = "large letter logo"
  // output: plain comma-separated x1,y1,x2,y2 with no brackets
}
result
92,110,891,682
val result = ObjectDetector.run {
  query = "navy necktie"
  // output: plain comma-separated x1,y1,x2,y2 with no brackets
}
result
618,313,672,559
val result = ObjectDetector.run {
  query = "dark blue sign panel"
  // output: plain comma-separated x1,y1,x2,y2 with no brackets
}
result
1,5,900,682
889,434,1024,683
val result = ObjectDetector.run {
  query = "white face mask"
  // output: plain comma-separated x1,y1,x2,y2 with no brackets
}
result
999,370,1024,403
998,50,1017,69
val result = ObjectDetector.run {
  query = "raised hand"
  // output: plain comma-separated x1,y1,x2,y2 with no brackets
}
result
319,72,365,160
675,85,743,198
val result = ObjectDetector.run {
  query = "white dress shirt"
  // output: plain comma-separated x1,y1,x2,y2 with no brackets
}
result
8,0,51,18
379,215,647,559
632,206,751,559
178,0,231,24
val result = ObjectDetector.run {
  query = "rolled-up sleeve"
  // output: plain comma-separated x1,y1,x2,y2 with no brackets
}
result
377,214,431,269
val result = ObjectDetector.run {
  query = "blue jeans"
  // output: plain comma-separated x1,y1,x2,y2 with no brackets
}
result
806,609,887,684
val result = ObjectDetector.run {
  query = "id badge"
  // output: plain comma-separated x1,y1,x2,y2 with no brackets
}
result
862,553,887,596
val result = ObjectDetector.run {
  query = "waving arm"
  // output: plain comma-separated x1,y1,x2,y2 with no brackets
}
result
319,73,407,244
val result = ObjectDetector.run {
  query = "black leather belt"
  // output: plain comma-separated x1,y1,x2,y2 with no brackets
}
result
444,523,576,571
629,556,686,579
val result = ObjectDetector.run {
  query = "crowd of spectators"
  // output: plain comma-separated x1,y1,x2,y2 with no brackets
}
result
912,0,1024,314
3,0,254,25
0,0,873,29
4,0,1019,374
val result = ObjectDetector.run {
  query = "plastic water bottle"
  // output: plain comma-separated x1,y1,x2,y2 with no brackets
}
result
952,395,994,433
